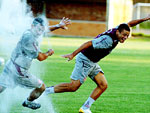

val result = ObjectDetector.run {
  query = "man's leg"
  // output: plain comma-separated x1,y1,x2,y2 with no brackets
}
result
45,79,81,94
79,72,107,113
90,72,108,100
28,83,45,101
22,83,45,110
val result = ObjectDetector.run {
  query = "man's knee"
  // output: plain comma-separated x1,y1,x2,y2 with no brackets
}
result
69,85,79,92
95,72,108,91
38,83,46,92
68,80,81,92
103,83,108,90
99,83,108,91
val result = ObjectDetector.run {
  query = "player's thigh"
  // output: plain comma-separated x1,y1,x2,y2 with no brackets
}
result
71,59,93,84
89,63,104,83
71,60,85,84
94,72,108,88
16,71,43,89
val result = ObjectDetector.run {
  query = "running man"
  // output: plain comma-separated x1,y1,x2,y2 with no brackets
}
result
45,15,150,113
0,17,71,110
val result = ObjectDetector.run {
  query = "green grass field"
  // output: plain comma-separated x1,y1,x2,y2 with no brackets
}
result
0,36,150,113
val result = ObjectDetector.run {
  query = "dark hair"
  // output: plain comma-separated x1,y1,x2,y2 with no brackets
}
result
117,23,130,32
32,17,44,26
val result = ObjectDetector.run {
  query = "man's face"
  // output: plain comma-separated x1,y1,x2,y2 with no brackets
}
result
33,24,45,36
116,29,130,43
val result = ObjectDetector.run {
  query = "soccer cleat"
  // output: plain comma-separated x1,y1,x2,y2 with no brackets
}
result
79,108,92,113
22,101,41,110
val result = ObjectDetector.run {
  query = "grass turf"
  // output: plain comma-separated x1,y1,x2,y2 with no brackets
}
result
0,36,150,113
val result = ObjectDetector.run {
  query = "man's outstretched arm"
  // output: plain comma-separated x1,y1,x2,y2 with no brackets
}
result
62,41,92,61
127,14,150,27
49,17,71,31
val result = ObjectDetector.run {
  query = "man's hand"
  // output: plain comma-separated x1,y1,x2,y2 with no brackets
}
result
49,17,71,31
46,49,54,56
61,53,74,61
59,17,71,30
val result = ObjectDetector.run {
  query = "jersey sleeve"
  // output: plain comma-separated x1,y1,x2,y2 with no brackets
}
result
92,35,113,49
21,33,39,59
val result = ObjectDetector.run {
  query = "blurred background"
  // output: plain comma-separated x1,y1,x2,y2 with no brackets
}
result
0,1,150,113
27,0,150,37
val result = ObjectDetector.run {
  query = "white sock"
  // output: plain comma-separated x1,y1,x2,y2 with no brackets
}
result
45,86,55,94
82,97,95,109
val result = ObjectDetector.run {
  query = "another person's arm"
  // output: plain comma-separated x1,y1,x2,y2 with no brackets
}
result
62,41,92,61
62,35,113,61
127,14,150,27
49,17,71,31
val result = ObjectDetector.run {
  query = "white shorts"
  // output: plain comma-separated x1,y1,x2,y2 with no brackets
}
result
0,60,43,89
71,53,104,84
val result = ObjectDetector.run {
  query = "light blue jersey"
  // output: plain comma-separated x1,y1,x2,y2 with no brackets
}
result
0,29,43,88
11,29,40,70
